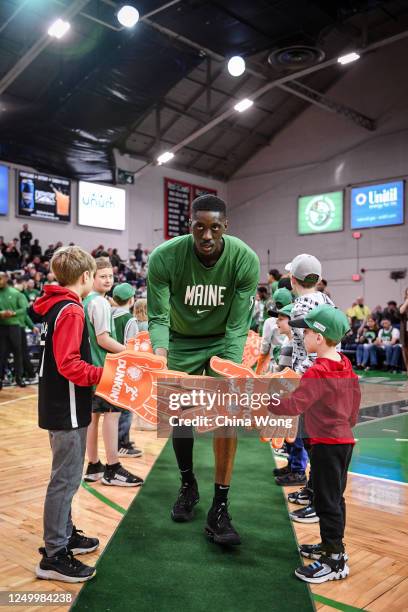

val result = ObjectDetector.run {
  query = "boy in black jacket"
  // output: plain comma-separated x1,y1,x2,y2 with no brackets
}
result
34,246,103,583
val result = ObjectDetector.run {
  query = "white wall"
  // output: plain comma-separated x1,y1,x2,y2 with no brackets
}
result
0,157,225,258
227,38,408,311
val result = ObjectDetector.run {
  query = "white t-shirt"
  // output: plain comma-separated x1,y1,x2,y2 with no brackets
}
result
86,294,111,336
260,316,285,356
378,327,400,346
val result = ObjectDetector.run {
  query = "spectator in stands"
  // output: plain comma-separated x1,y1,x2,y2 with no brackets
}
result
111,248,122,269
371,304,383,323
347,296,371,332
44,272,57,286
277,275,292,292
134,298,148,331
0,271,27,389
134,243,143,264
372,318,402,373
399,288,408,374
252,286,268,332
19,224,32,255
382,300,401,328
43,244,55,261
31,239,42,259
355,316,379,370
1,241,20,270
23,279,40,305
268,268,281,295
317,278,331,298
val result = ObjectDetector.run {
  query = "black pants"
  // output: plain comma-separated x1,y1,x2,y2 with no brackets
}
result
21,329,35,378
0,325,23,380
311,443,354,554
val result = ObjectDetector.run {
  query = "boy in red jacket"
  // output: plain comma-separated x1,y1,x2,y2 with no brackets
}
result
269,304,361,583
34,246,103,583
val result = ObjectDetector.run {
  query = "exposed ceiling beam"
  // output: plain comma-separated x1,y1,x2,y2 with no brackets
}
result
133,28,408,178
128,130,227,162
0,0,91,95
280,81,375,131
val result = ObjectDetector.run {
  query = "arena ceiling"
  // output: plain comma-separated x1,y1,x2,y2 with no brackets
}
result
0,0,408,182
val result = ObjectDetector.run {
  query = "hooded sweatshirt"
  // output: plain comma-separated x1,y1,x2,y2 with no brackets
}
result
270,353,361,444
34,286,102,430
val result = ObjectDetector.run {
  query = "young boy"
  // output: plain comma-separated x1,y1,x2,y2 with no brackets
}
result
268,303,294,372
34,246,102,582
111,282,142,457
269,304,360,583
276,254,335,526
256,288,292,374
83,259,143,487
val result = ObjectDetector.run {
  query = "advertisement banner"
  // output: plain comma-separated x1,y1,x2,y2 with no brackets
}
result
17,171,71,222
298,191,343,234
78,181,126,230
351,180,404,229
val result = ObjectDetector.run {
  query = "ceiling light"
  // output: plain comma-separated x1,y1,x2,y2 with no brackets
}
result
337,52,360,65
117,5,140,28
48,18,70,39
234,98,253,113
157,151,174,165
227,56,245,77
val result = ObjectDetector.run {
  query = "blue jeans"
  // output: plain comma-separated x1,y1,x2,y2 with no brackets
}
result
356,343,376,366
384,344,402,367
287,437,308,474
118,410,133,446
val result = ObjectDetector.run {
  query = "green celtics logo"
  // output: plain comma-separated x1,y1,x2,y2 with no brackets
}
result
298,191,343,235
305,196,335,231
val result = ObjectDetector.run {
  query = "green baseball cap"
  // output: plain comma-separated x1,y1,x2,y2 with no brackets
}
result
289,304,350,342
113,282,135,301
272,287,292,308
269,303,294,318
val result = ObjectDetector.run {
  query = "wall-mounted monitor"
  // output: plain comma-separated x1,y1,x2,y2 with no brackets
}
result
17,170,71,222
298,191,344,234
78,181,126,231
350,180,404,229
0,165,8,216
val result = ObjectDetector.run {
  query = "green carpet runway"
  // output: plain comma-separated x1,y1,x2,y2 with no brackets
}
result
72,436,314,612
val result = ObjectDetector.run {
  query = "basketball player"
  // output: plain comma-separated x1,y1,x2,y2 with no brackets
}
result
147,195,259,545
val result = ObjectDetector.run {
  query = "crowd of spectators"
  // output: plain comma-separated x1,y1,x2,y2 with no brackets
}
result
0,225,151,388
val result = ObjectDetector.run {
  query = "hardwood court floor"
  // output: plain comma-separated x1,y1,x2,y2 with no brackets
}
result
0,382,407,611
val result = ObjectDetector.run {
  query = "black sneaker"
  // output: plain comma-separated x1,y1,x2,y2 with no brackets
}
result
275,472,307,487
36,547,96,583
16,378,26,388
273,464,290,477
299,543,349,561
295,553,349,583
118,442,143,458
205,502,241,546
288,487,313,506
290,505,319,523
171,479,200,522
101,463,144,487
84,460,105,482
68,526,99,555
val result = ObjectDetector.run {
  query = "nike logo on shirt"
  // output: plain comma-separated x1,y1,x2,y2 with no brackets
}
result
197,309,210,314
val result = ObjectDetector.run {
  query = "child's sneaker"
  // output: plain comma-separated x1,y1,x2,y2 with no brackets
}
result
68,526,99,555
118,441,143,458
36,547,96,583
102,463,144,487
275,472,307,486
84,460,105,482
299,543,348,561
288,487,313,506
289,505,319,523
273,464,290,477
295,553,349,583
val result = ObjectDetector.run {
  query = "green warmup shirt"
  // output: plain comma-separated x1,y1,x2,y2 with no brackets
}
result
0,286,28,326
147,234,260,363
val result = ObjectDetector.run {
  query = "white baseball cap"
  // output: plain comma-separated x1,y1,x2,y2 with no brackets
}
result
285,253,322,281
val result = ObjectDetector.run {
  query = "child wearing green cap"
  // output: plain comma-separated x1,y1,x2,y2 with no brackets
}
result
267,303,294,371
269,304,361,584
256,288,292,374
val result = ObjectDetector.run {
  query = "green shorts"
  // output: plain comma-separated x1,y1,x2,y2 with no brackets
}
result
168,333,227,375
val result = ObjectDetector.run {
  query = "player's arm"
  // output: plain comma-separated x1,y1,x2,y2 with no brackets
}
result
14,291,29,318
147,250,170,359
222,251,260,362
